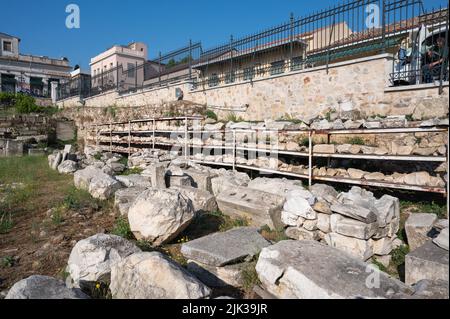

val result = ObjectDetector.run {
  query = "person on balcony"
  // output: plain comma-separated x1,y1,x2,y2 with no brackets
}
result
422,37,447,84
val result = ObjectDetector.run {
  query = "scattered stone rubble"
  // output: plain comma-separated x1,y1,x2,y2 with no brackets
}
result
88,116,448,189
6,145,446,299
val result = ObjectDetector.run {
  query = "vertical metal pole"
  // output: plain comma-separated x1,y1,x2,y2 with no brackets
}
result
116,63,119,90
290,12,294,67
158,52,162,86
230,35,234,82
447,126,449,220
184,117,188,159
109,122,112,153
381,0,386,54
308,130,313,187
232,129,236,171
189,39,192,80
128,121,131,155
152,119,156,150
135,61,138,91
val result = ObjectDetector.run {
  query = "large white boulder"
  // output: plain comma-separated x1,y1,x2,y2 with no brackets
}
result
67,234,141,288
128,188,195,246
110,252,211,299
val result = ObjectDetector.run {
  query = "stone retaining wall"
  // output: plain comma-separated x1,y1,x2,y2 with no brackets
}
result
57,54,449,122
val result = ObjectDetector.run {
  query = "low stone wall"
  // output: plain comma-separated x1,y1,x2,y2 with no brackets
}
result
56,54,449,122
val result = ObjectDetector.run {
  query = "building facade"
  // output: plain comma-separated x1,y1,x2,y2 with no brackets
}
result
0,32,72,98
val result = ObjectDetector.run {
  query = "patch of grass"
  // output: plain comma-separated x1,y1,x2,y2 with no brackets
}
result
216,211,249,232
391,245,410,268
296,135,312,147
405,114,414,121
371,259,389,273
346,136,366,145
1,256,15,268
259,225,289,243
241,257,261,292
119,167,144,176
86,282,112,300
205,110,218,121
0,213,14,234
117,156,128,166
226,112,244,123
400,201,447,219
278,114,303,124
51,207,65,225
93,152,102,161
62,186,100,211
112,217,134,240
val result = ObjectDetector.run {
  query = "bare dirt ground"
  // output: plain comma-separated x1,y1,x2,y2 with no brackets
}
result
0,156,116,292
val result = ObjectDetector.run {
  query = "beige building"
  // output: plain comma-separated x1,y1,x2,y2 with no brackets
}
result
90,42,148,75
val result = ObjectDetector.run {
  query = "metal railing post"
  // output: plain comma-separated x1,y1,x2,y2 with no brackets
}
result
189,39,192,80
232,129,236,171
381,0,386,54
184,117,188,160
158,52,162,87
308,130,313,187
128,121,131,155
152,119,156,150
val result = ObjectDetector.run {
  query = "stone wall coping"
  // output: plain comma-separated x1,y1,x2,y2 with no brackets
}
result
385,81,449,93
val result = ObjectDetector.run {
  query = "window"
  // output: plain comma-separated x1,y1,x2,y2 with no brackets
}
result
127,63,135,78
270,60,285,76
110,63,113,68
243,67,255,81
208,73,219,87
2,41,12,52
255,63,265,76
291,57,304,71
225,71,235,84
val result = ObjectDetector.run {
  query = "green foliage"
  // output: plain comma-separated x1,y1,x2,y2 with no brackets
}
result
391,245,410,268
119,167,143,176
62,186,100,211
93,152,102,161
205,110,218,121
112,217,134,239
51,207,65,225
371,259,389,273
165,56,192,69
117,156,129,166
346,136,366,145
1,256,15,268
297,136,311,147
405,114,414,121
278,114,303,124
0,213,13,234
0,92,16,106
226,112,244,123
103,105,117,118
259,225,289,242
400,201,447,219
14,94,42,114
241,258,261,292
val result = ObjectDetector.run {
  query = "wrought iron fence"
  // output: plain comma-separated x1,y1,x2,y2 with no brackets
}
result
388,6,449,90
56,0,449,101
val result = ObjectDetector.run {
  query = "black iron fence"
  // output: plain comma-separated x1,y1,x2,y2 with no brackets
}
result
57,0,449,101
389,7,449,90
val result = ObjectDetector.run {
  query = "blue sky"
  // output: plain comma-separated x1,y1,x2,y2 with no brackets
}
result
0,0,447,69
